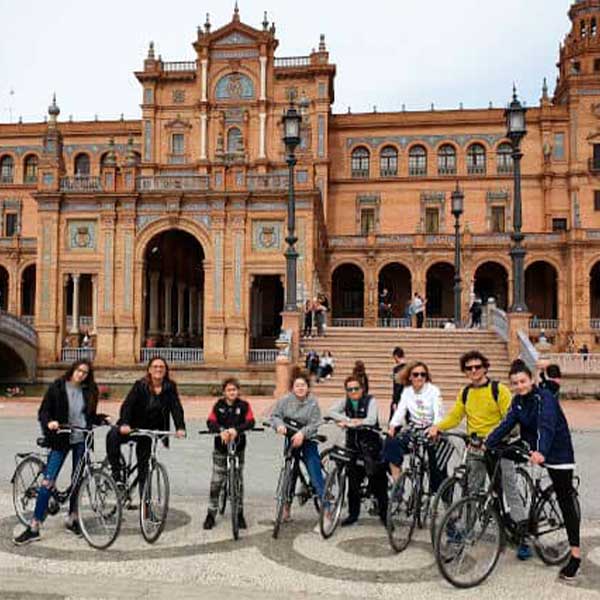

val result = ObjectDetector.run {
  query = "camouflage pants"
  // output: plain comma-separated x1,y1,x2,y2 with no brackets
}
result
208,449,245,514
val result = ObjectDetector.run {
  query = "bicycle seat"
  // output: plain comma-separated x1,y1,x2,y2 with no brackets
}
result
314,434,327,443
36,437,50,448
329,445,357,463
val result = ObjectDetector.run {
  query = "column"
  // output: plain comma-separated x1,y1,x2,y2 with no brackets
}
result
189,285,197,335
163,277,173,336
259,113,266,159
149,271,160,335
92,275,98,334
259,56,267,101
200,114,208,160
70,273,80,334
201,59,208,102
177,281,185,335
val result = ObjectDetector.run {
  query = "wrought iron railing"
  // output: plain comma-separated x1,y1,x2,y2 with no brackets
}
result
497,163,514,175
351,169,369,179
274,56,311,68
437,166,457,176
61,348,96,363
248,349,279,363
409,166,427,177
467,164,486,175
60,176,102,192
529,318,559,331
380,168,398,177
331,318,364,327
140,347,204,363
136,175,210,191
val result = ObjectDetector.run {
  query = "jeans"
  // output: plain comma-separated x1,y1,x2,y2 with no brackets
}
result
289,440,324,499
33,442,85,522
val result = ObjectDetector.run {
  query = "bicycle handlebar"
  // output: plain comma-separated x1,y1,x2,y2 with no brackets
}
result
130,429,179,439
198,427,264,435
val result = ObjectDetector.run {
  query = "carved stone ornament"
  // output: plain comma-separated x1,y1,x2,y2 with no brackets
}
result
252,220,283,251
68,220,96,250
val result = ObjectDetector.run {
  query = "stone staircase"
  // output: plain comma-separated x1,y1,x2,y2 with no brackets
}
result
300,327,511,405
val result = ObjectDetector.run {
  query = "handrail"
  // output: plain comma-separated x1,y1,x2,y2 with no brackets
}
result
517,329,539,373
0,310,38,346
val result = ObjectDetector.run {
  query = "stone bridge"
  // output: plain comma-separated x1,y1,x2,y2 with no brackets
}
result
0,311,37,381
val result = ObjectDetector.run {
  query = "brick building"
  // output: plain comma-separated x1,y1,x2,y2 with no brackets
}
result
1,1,600,379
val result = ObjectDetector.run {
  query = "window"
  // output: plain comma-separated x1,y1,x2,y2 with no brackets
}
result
496,143,513,174
74,153,90,176
227,127,242,154
23,155,38,183
552,218,568,232
437,144,456,175
360,208,375,236
379,146,398,177
491,206,506,233
467,143,486,175
171,133,184,155
425,208,439,233
595,59,600,72
553,133,565,160
5,213,17,237
572,61,581,74
409,145,427,176
581,20,587,39
0,155,14,183
595,191,600,211
351,147,370,178
593,18,598,37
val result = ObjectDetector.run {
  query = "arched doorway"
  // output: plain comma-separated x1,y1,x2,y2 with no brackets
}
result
332,264,364,324
250,276,284,348
143,230,205,347
590,262,600,325
474,261,508,310
21,265,36,319
525,261,558,320
426,262,455,319
0,266,8,311
378,263,412,318
0,340,27,379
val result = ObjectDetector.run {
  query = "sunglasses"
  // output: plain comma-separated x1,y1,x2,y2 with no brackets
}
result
465,364,484,372
411,372,427,378
346,386,361,392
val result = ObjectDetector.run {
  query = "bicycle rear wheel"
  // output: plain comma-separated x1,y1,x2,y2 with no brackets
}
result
515,466,535,516
12,455,45,527
532,486,580,565
229,465,240,541
77,468,122,550
386,472,418,553
435,496,502,589
140,461,170,544
430,475,466,547
319,464,346,538
273,461,293,539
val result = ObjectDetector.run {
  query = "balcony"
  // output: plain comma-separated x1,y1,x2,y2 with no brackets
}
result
497,163,514,175
60,176,102,192
589,158,600,174
140,347,204,364
61,348,96,363
409,166,427,177
380,168,398,178
274,56,311,68
167,154,190,165
437,166,457,176
0,175,14,184
467,164,486,175
162,61,196,72
248,349,278,363
351,170,369,179
136,175,210,192
246,173,289,191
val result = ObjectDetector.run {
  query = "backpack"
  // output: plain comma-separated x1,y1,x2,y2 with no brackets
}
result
461,380,500,405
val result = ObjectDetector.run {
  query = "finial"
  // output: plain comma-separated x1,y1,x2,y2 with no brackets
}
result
18,115,22,124
319,34,326,52
120,113,124,121
197,25,203,37
48,93,60,123
94,114,98,121
233,1,240,21
402,103,406,112
125,136,138,166
459,102,464,110
512,82,518,102
69,114,73,122
147,41,155,59
542,77,549,100
431,102,435,111
489,101,493,109
205,13,211,33
270,21,275,34
347,106,351,114
262,11,269,31
373,105,377,113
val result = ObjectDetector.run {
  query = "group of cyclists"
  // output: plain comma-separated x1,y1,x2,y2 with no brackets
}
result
11,345,582,583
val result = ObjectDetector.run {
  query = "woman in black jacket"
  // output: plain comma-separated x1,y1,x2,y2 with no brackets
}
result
13,360,104,545
106,357,186,494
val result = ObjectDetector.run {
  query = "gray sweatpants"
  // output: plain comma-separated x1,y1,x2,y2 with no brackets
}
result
208,450,245,514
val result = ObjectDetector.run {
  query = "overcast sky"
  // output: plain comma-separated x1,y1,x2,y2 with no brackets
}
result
0,0,575,123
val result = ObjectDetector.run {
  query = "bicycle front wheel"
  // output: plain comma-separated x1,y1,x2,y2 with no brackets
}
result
430,475,466,547
319,464,346,539
12,455,45,527
140,461,170,544
386,472,418,553
229,464,240,541
273,461,293,539
435,496,503,589
218,477,228,515
77,469,122,550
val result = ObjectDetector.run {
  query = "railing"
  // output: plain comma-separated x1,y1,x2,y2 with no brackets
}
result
274,56,311,68
380,168,398,177
248,349,279,363
490,306,509,342
467,164,486,175
66,316,94,330
137,175,210,191
0,311,38,346
437,166,457,176
351,170,369,179
544,353,600,374
331,318,364,327
61,348,96,363
529,318,559,331
60,176,102,192
472,233,511,244
246,173,289,190
162,60,196,71
517,329,539,373
425,318,450,329
275,329,292,359
0,175,14,184
409,166,427,177
378,318,411,328
140,347,204,363
425,234,454,245
497,163,514,175
590,319,600,330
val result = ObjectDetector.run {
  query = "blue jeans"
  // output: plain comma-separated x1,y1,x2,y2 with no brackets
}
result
298,440,324,499
33,442,85,523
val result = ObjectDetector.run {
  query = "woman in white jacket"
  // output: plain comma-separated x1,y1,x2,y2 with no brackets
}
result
383,361,446,490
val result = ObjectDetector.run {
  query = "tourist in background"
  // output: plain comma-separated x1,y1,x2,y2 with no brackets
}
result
303,299,313,338
352,360,369,395
316,351,335,382
411,293,426,328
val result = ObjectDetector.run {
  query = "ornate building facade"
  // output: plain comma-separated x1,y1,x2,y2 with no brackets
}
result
1,1,600,377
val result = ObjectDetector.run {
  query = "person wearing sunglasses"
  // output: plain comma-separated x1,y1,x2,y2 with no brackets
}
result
383,361,446,490
428,350,531,560
328,376,388,527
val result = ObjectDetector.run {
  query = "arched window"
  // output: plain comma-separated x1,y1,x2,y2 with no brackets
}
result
0,155,14,183
23,155,38,183
581,19,588,39
74,153,90,176
437,144,456,175
496,143,513,174
379,146,398,177
227,127,243,154
351,147,370,178
467,143,486,175
592,17,598,37
408,145,427,176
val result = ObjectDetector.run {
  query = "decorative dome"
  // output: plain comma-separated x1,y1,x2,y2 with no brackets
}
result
48,93,60,118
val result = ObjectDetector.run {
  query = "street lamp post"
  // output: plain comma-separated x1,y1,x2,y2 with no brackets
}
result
505,85,528,313
451,184,464,325
282,103,302,312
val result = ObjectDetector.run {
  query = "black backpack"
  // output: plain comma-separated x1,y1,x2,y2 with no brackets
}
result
461,380,500,405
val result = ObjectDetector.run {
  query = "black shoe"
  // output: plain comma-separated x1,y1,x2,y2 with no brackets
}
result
203,512,216,530
13,527,40,546
559,556,581,581
238,514,247,529
65,520,82,537
341,516,358,527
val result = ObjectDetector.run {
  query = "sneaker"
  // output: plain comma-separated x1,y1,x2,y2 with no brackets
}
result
559,556,581,581
238,514,247,530
517,543,533,561
13,527,40,546
203,512,216,530
65,520,83,537
313,522,322,534
341,516,358,527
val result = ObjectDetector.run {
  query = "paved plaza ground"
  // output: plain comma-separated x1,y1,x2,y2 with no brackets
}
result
0,397,598,599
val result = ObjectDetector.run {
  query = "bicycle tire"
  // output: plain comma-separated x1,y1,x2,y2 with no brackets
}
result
417,468,431,530
319,464,346,539
140,461,170,544
12,455,45,527
386,472,418,553
531,485,580,565
218,478,228,515
435,495,503,589
230,464,240,541
297,459,321,513
430,475,466,547
319,447,333,475
77,468,122,550
273,460,293,539
515,466,535,517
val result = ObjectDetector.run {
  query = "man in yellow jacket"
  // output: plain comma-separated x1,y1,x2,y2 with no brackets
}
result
428,350,532,560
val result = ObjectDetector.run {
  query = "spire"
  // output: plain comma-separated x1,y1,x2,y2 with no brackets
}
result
147,41,155,60
48,93,60,124
319,34,326,52
262,11,269,31
542,77,549,99
204,13,211,33
512,82,518,102
233,1,240,22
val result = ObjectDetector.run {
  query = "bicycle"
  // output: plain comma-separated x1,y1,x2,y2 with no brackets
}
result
199,427,264,540
265,417,327,539
319,419,389,539
434,441,580,588
11,424,121,550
